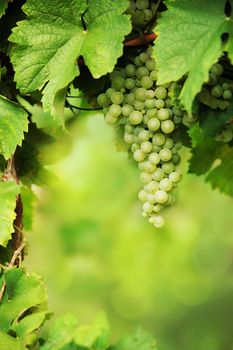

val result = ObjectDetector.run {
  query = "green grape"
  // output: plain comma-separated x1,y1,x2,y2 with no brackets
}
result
152,133,166,145
161,120,175,134
134,55,143,66
122,104,133,117
169,171,181,183
125,123,134,133
210,63,223,76
141,76,153,89
131,142,140,152
134,149,146,162
111,91,124,104
97,93,110,107
150,70,158,81
222,83,230,90
134,100,145,111
143,201,154,213
154,190,168,204
152,168,164,182
158,108,170,120
125,78,136,90
211,84,223,98
162,162,175,174
138,129,150,142
111,75,125,90
159,178,173,192
109,104,122,117
145,99,156,109
140,172,153,184
159,148,172,162
141,141,153,153
145,59,155,71
126,92,135,105
135,87,147,101
136,67,149,80
145,181,159,193
138,189,148,201
155,99,165,109
124,132,134,144
149,152,160,165
105,112,118,124
125,64,136,77
223,89,232,100
143,161,156,173
155,87,167,99
148,118,160,131
136,0,149,10
139,52,149,63
146,89,155,98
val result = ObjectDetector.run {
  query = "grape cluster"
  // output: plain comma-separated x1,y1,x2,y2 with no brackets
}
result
97,48,184,228
208,63,232,101
206,63,233,143
126,0,156,29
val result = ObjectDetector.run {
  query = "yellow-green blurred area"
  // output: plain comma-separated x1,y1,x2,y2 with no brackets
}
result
24,112,233,350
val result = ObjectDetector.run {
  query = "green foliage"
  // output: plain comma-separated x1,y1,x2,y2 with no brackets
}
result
0,181,20,247
0,95,28,160
0,268,48,349
10,0,131,119
189,125,233,195
154,0,233,113
110,328,158,350
0,0,8,18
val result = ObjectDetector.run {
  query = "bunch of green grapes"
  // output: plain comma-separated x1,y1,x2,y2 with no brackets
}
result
126,0,157,29
208,63,232,101
97,48,184,228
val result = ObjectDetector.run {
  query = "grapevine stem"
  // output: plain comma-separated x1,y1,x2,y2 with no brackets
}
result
0,240,26,302
66,101,102,111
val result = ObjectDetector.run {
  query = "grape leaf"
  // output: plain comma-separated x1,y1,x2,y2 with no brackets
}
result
110,327,158,350
0,181,20,247
197,89,230,111
154,0,233,113
0,0,8,18
206,146,233,196
41,313,78,350
0,330,21,350
0,268,47,332
189,125,233,196
74,312,110,350
0,95,28,160
10,0,131,118
199,102,233,137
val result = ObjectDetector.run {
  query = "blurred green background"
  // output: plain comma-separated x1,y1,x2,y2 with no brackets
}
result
24,112,233,350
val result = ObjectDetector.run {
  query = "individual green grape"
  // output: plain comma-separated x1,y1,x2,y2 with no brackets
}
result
155,87,167,99
125,78,136,90
97,93,110,107
129,110,143,125
152,168,164,182
145,99,156,109
138,189,148,201
135,87,147,101
159,178,173,192
159,148,172,162
125,64,136,77
111,91,124,104
136,67,149,80
105,112,118,124
109,104,122,117
223,89,232,100
111,75,125,90
136,0,150,10
139,52,149,63
122,104,133,117
141,141,153,153
211,84,223,98
161,120,175,134
134,100,145,111
162,162,175,174
210,63,223,76
140,172,153,184
145,59,155,71
138,129,150,142
149,152,160,165
147,118,160,131
154,190,168,204
141,76,153,89
152,133,166,146
158,108,170,120
169,171,181,183
134,149,146,162
155,99,165,109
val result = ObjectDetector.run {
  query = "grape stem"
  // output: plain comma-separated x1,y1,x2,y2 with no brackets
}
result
65,100,102,111
124,33,157,47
